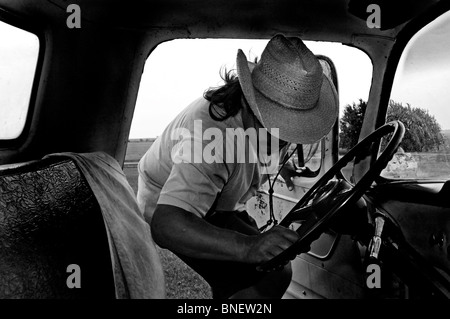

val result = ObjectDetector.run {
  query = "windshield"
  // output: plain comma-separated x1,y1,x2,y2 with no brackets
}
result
381,10,450,180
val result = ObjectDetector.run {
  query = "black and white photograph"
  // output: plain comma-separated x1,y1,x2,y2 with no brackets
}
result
0,0,450,311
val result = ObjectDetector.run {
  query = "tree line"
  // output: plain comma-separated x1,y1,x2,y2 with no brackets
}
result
339,99,445,152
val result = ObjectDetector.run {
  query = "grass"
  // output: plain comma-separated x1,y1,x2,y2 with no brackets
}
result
122,164,212,299
158,246,213,299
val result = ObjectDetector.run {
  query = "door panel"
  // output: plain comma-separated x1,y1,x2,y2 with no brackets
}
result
285,234,367,299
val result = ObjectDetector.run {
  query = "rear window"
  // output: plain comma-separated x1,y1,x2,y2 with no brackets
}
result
0,20,39,140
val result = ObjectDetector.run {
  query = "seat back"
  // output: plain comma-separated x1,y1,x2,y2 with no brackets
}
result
0,157,115,299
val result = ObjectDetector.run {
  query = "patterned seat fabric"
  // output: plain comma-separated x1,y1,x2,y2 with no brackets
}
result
0,157,115,299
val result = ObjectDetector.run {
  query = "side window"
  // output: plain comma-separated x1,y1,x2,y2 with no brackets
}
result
293,142,321,172
381,11,450,180
283,142,321,177
0,20,39,140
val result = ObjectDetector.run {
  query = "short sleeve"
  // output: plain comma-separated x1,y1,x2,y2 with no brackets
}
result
157,161,228,218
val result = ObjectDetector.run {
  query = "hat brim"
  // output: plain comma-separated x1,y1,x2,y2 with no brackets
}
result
236,49,339,145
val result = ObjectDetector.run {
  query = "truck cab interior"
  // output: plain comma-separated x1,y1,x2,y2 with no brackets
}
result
0,0,449,299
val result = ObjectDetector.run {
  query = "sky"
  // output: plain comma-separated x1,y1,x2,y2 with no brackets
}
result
0,10,449,140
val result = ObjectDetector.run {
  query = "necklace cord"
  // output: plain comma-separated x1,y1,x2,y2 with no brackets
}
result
259,144,298,231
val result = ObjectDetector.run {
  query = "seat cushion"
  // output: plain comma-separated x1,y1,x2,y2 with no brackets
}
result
0,156,115,299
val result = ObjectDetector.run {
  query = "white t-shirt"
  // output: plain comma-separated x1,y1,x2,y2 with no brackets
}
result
137,97,285,222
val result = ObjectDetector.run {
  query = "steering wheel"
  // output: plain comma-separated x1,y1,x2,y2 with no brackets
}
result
257,120,405,272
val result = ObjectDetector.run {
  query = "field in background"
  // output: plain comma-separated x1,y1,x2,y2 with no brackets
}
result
382,129,450,179
125,138,156,163
124,138,212,299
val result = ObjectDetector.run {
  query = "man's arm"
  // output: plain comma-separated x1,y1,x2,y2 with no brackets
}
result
151,204,300,265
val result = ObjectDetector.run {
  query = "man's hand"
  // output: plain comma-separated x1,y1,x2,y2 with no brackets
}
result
242,225,300,265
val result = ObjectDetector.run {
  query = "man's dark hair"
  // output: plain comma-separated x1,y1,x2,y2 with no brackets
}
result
204,68,245,121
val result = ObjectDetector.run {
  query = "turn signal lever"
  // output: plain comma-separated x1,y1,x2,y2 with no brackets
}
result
368,214,385,260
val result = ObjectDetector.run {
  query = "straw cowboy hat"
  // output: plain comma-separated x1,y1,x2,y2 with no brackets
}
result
236,34,339,144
